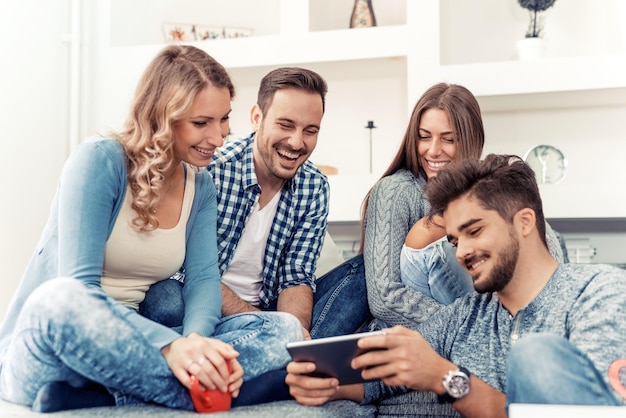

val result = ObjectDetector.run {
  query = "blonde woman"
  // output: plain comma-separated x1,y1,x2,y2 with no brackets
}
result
0,45,302,413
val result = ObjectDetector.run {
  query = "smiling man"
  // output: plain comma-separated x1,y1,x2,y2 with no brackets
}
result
137,67,375,405
209,68,328,336
285,154,626,417
141,67,370,343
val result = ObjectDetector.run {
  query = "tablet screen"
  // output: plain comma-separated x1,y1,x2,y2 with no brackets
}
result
286,330,385,385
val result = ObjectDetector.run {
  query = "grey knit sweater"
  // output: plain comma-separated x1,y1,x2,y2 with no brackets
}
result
364,263,626,407
363,169,565,329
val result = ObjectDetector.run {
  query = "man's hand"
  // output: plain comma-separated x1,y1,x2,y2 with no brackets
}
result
285,361,363,405
352,325,452,393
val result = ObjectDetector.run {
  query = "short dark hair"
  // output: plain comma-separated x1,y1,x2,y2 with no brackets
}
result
257,67,328,114
425,154,548,247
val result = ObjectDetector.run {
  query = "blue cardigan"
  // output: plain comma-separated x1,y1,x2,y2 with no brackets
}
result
0,139,221,356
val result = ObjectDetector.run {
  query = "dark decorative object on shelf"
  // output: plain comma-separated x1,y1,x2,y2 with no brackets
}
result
350,0,377,29
365,120,377,173
518,0,557,38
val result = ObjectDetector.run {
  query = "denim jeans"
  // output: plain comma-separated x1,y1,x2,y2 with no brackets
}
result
506,334,623,409
306,254,371,338
143,255,371,407
0,278,302,409
399,237,474,305
141,254,371,340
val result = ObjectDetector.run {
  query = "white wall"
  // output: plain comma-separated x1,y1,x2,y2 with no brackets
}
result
440,0,625,64
2,0,626,321
0,1,71,319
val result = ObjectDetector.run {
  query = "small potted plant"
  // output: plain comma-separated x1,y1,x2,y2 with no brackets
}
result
516,0,557,60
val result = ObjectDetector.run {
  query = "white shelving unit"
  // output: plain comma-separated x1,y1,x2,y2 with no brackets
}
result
85,0,626,222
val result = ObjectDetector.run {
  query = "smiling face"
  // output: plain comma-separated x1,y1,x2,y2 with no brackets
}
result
172,85,232,167
417,108,457,179
251,88,323,186
444,194,520,294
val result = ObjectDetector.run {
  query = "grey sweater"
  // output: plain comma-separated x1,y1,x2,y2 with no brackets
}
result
364,263,626,406
363,169,565,329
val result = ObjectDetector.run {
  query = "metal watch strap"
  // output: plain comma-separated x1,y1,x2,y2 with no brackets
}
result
438,366,471,404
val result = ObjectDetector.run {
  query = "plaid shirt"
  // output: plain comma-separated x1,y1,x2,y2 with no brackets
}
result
208,134,329,308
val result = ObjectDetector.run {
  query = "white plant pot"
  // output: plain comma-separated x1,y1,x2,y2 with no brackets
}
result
516,37,546,60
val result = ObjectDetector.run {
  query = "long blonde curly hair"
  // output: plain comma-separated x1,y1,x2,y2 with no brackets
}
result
114,45,234,231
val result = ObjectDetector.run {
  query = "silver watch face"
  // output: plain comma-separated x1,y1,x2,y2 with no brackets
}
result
444,370,470,398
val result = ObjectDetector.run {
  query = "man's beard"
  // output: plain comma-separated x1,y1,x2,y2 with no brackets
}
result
256,124,302,182
474,228,519,294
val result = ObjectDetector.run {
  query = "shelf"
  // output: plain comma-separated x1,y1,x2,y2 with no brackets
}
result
540,183,626,219
106,24,410,70
89,0,626,222
547,218,626,234
309,0,407,32
413,53,626,111
444,54,626,95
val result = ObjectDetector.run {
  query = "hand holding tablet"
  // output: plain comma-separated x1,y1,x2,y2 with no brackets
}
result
286,330,386,385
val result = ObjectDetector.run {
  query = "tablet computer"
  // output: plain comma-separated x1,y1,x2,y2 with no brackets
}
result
286,330,385,385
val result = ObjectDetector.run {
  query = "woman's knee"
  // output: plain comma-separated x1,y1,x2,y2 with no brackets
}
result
17,278,103,336
24,278,89,317
248,311,303,342
508,334,567,388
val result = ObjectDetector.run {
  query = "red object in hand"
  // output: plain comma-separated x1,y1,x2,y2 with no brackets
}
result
189,370,232,413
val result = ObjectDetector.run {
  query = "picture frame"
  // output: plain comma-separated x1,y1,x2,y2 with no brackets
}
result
194,25,224,41
162,22,195,42
162,23,254,43
223,27,254,39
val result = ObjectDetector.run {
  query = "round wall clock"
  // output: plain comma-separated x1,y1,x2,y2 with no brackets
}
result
523,145,567,184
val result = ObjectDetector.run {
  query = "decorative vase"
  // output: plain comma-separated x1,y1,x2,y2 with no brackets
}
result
350,0,377,28
516,37,546,60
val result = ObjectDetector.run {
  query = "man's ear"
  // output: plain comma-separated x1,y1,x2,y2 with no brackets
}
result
515,208,536,238
250,104,262,131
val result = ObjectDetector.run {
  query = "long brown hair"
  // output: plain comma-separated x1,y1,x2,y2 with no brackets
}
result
114,45,234,231
359,83,484,251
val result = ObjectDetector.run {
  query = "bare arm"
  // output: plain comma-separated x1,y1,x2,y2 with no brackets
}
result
355,326,506,418
285,327,507,417
404,215,446,249
277,285,313,332
220,283,260,317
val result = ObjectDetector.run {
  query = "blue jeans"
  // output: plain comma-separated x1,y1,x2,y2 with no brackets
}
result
399,237,474,305
506,334,623,409
0,278,302,409
141,254,371,340
145,255,370,407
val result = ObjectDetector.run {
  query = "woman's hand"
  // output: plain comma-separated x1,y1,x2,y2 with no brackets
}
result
285,361,364,405
161,333,243,397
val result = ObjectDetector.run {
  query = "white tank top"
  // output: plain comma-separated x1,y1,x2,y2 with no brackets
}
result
221,191,280,306
101,165,195,309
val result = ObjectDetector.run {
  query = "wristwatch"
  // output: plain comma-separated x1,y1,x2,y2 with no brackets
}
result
438,366,471,403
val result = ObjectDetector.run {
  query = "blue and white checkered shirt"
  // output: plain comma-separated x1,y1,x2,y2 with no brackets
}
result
208,133,330,308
